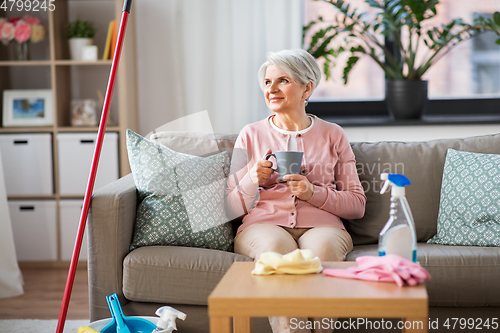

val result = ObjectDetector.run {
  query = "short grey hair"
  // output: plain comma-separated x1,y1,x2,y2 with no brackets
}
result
258,49,321,97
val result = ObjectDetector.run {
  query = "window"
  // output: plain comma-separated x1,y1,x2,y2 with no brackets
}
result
472,12,500,96
303,0,500,116
423,1,500,99
303,0,385,101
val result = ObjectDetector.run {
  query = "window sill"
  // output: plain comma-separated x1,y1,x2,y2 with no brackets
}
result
309,98,500,127
321,114,500,127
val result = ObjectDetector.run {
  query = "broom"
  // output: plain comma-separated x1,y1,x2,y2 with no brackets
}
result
56,1,133,332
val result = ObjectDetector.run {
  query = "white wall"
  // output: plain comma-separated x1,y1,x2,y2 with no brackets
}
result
134,0,302,136
133,1,184,135
132,2,500,140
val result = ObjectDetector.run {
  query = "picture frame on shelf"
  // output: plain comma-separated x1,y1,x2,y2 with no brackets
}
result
2,89,54,127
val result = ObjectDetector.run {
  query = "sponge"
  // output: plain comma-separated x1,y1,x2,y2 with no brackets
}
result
78,326,100,333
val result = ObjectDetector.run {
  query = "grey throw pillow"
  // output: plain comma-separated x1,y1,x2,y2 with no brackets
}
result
428,149,500,246
346,133,500,245
126,129,233,251
149,131,237,160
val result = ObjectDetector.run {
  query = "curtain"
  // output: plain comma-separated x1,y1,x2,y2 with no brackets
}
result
0,151,24,298
135,0,302,135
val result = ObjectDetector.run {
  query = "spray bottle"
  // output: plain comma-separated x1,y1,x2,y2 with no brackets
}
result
151,306,187,333
379,173,417,263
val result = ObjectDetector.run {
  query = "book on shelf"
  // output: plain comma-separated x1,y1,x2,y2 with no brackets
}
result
110,19,118,59
102,20,116,60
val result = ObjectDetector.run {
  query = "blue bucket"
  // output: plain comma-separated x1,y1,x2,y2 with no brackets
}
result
100,293,157,333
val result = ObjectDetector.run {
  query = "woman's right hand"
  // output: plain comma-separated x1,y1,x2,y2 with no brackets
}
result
249,149,274,185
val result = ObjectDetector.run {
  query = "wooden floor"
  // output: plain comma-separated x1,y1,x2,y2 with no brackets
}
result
0,264,89,320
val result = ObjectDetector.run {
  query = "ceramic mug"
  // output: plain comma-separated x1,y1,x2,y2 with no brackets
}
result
265,151,303,181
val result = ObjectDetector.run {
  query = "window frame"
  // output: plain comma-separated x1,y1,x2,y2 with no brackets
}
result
308,98,500,123
304,2,500,125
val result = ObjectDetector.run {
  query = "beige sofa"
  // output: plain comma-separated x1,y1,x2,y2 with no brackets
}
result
88,131,500,332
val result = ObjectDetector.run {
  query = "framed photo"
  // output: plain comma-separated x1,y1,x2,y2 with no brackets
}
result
71,99,99,126
2,90,54,127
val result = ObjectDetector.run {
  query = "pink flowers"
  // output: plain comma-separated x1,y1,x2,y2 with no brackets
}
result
14,20,31,43
23,16,41,26
0,19,15,45
0,15,45,45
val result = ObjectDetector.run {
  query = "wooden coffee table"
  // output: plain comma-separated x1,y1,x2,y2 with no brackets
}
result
208,261,428,333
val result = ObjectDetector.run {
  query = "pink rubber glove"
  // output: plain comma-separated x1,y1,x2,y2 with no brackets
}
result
323,254,431,287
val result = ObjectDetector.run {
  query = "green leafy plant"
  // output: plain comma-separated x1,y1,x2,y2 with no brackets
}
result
67,19,96,39
304,0,500,83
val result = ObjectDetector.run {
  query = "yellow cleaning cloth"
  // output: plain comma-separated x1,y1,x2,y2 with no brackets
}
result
78,326,100,333
252,249,323,275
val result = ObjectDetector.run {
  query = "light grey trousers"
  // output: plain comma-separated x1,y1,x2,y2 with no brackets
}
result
234,223,354,333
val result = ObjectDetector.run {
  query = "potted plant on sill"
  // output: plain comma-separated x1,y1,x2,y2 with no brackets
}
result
67,19,96,61
304,0,500,119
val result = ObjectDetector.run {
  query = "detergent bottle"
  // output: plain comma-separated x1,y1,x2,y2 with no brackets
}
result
378,173,417,263
152,306,187,333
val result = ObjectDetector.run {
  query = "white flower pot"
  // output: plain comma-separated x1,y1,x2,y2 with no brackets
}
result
69,38,93,60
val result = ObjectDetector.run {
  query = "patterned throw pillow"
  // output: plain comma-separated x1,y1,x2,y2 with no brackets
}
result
428,149,500,246
126,129,233,251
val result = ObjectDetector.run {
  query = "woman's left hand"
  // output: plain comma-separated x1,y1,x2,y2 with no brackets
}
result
283,174,314,201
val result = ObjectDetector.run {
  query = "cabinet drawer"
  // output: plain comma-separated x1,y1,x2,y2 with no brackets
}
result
57,132,119,195
9,200,57,261
0,134,54,195
59,199,88,261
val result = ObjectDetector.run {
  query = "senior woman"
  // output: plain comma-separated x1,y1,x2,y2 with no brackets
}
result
225,49,366,333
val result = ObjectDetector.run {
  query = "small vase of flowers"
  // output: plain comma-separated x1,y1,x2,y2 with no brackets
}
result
0,15,46,61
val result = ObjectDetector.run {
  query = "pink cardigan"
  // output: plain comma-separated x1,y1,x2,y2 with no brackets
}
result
225,114,366,234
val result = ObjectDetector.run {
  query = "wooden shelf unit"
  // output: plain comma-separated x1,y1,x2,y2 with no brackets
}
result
0,0,138,262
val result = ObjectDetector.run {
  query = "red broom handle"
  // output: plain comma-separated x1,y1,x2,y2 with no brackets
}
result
56,1,132,332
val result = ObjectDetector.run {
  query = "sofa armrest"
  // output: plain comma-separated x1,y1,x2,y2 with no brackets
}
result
88,173,137,321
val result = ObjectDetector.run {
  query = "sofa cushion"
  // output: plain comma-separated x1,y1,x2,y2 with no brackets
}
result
138,131,500,247
126,130,234,251
428,149,500,246
123,246,252,305
347,133,500,245
347,243,500,307
149,131,238,160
